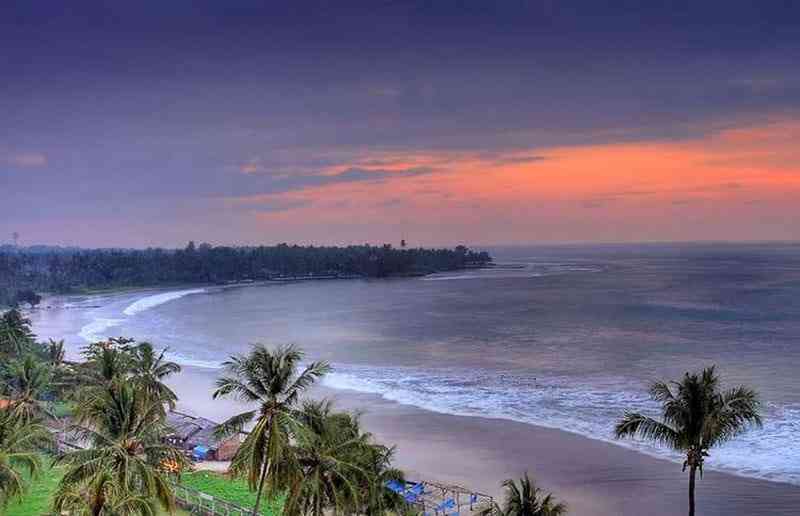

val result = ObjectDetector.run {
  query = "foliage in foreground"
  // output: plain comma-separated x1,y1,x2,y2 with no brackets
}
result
3,457,63,516
481,473,566,516
615,366,762,516
0,409,52,508
52,337,186,516
214,343,331,515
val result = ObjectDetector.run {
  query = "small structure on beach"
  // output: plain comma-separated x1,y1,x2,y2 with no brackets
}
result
166,410,241,461
386,479,494,516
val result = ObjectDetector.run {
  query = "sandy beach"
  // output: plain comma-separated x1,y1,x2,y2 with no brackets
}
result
170,365,800,516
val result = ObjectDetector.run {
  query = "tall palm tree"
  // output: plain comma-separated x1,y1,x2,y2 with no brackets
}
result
282,400,369,516
213,344,330,516
1,354,54,422
615,366,762,516
0,407,51,507
482,473,566,516
54,379,186,516
127,341,181,409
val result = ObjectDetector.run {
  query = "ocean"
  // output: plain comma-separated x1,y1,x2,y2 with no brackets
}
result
28,243,800,486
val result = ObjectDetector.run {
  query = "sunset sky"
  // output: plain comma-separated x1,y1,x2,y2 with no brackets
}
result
2,1,800,247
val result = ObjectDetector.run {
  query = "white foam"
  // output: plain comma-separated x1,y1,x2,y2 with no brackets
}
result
122,288,206,316
422,262,602,281
78,317,124,342
323,365,800,486
164,351,223,370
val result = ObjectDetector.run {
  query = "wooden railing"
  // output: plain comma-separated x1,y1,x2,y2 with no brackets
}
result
170,481,257,516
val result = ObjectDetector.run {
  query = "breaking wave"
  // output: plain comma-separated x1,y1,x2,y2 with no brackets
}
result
324,364,800,486
122,288,206,316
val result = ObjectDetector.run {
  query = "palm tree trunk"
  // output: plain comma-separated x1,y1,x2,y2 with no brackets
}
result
253,413,275,516
688,465,697,516
252,457,270,516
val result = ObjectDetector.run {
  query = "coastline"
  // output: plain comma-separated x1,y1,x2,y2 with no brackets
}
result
169,365,800,516
26,284,800,515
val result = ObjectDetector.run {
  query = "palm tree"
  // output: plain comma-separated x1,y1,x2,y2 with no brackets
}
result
1,354,54,422
213,344,330,516
358,441,405,516
54,379,186,516
80,340,134,386
614,366,762,516
0,309,34,356
127,341,181,409
481,473,566,516
0,407,51,507
47,338,66,367
53,471,156,516
282,400,369,516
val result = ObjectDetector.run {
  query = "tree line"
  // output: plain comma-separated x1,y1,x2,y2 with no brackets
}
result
0,242,492,306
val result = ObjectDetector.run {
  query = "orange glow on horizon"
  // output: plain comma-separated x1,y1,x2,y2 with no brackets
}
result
234,118,800,244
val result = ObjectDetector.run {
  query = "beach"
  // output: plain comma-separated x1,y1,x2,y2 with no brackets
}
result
168,364,800,516
25,244,800,515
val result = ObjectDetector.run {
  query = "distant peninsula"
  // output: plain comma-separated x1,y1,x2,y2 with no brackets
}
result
0,242,492,307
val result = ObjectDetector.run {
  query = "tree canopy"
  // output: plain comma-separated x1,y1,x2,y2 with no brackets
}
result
0,243,492,306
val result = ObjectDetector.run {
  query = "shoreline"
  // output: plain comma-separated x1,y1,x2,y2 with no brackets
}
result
169,365,800,516
27,285,800,515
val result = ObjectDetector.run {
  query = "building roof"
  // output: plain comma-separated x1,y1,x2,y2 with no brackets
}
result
166,410,227,449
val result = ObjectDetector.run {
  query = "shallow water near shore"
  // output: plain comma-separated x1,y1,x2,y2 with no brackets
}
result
28,243,800,488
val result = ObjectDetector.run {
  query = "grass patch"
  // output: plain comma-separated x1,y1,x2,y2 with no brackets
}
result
4,458,189,516
180,470,283,516
51,400,76,418
4,460,63,516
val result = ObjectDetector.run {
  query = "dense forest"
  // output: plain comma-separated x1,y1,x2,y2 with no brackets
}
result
0,242,491,306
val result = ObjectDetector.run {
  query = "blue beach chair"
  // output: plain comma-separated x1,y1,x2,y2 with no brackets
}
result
385,480,406,494
436,498,456,512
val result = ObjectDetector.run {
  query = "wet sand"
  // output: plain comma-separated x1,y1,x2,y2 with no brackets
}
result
170,366,800,516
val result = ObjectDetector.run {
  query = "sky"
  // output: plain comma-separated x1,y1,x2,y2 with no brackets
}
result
2,1,800,248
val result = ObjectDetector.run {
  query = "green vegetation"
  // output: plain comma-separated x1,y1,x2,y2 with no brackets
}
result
53,339,186,515
4,460,63,516
213,344,406,516
615,366,763,516
0,242,492,306
0,413,51,509
213,344,331,515
4,462,190,516
181,470,284,515
480,473,566,516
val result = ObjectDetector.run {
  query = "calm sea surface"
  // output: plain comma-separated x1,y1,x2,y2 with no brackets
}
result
29,243,800,485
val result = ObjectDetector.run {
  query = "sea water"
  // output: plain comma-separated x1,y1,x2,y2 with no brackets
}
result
28,243,800,485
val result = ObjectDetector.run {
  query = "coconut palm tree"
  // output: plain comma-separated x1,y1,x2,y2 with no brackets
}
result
357,441,405,516
0,407,51,507
213,344,330,516
282,400,369,516
54,379,186,516
1,354,54,422
80,339,134,386
0,309,34,356
127,341,181,409
482,473,566,516
53,471,156,516
47,338,66,367
614,366,762,516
